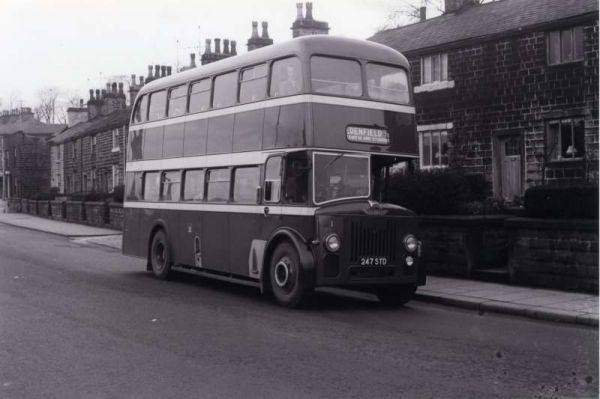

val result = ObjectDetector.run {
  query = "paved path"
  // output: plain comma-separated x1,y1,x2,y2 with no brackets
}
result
0,212,597,326
0,212,120,237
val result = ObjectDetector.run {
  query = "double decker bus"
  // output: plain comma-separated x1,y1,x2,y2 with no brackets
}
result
123,35,424,307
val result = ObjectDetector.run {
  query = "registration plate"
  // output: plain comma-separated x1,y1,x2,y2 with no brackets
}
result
359,256,388,266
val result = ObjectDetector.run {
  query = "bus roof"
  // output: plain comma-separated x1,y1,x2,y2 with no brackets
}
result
138,35,409,96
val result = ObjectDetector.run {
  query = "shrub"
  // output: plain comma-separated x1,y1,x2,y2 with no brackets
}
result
33,191,56,201
464,173,491,201
388,168,471,214
524,184,599,219
69,191,111,202
112,184,124,203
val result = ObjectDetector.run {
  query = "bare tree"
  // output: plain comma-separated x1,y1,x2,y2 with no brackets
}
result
381,0,497,29
35,88,61,124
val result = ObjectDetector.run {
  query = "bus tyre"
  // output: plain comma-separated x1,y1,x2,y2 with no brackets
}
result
270,242,309,308
150,230,172,280
376,284,417,307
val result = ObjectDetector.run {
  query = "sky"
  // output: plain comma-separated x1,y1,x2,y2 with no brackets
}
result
0,0,440,112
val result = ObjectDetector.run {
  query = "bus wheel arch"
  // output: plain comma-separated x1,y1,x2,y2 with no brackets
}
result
147,223,172,279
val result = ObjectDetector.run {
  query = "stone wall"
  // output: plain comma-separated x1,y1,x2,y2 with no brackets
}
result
506,218,599,293
419,216,510,276
65,201,85,223
419,215,598,293
108,202,124,230
50,200,66,220
85,201,109,226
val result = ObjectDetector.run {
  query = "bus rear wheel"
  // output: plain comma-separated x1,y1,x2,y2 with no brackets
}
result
150,230,172,280
376,284,417,307
270,242,309,308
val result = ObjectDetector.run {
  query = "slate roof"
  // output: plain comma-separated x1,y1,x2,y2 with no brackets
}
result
49,108,130,144
0,115,66,136
370,0,598,53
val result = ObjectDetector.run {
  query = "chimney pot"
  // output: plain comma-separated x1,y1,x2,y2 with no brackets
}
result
205,39,212,54
106,83,111,93
95,89,101,100
214,38,221,54
166,66,172,76
231,40,237,55
261,21,270,39
112,82,118,94
101,89,107,99
118,82,124,94
80,99,84,107
190,53,196,67
223,39,230,54
161,65,166,77
139,76,145,85
251,21,259,38
89,89,94,101
147,65,153,77
296,3,303,20
154,65,160,78
131,74,136,87
305,2,313,20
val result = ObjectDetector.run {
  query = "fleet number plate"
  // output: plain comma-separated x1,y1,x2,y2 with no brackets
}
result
359,256,388,266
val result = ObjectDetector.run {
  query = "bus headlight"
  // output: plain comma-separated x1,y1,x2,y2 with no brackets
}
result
404,234,418,253
324,234,341,252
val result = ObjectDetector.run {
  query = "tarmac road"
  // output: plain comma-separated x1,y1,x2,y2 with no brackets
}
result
0,223,597,398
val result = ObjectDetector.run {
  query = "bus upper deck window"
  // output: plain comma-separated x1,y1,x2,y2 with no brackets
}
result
189,79,211,113
270,57,302,97
240,64,267,103
148,90,167,121
133,95,148,124
366,63,410,104
311,56,362,97
167,85,188,117
213,72,237,109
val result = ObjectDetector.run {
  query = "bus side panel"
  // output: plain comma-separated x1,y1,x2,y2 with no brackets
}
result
122,207,142,257
311,104,417,155
202,212,230,273
229,213,261,277
171,210,202,267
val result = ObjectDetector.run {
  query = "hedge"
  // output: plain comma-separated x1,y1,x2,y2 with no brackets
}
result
524,185,599,219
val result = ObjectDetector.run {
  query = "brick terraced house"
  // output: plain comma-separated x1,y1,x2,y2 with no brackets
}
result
0,107,66,198
371,0,599,200
49,83,130,194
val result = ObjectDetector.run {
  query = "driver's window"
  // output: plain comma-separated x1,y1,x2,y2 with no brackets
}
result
264,156,281,203
283,154,309,204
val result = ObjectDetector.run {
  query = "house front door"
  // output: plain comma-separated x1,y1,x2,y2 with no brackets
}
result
499,136,522,200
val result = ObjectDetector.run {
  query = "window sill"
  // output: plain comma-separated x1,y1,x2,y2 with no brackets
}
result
111,148,120,153
420,164,449,170
547,158,585,166
414,81,455,93
547,59,584,67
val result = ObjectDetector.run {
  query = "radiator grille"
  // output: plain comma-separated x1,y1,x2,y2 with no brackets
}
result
349,219,399,262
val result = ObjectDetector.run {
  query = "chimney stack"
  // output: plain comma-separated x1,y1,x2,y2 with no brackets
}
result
420,6,426,21
214,38,221,54
305,2,313,20
231,40,237,55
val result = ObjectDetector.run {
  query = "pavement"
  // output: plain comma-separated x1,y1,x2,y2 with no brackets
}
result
0,212,597,327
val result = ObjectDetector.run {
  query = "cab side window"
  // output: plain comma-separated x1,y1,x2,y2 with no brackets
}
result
264,156,282,203
283,153,309,204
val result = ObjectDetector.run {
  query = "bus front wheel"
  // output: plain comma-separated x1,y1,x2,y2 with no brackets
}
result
375,284,417,307
269,242,310,308
150,230,172,280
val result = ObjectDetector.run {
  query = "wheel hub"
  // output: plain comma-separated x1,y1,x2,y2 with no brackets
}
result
274,260,290,287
